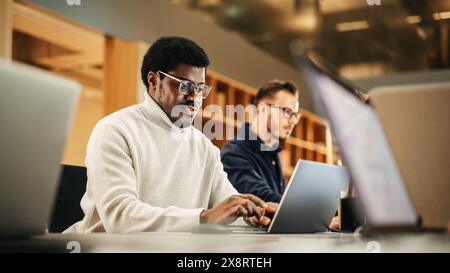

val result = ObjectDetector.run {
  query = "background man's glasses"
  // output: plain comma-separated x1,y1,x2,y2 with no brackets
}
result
158,70,212,99
266,103,301,122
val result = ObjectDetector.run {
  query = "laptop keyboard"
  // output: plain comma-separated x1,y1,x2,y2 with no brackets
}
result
228,225,269,233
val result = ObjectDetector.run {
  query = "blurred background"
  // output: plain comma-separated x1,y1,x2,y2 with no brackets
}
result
1,0,449,229
20,0,450,111
5,0,448,172
178,0,450,73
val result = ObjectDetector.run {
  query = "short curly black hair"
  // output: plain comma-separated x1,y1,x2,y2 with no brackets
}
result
141,36,210,89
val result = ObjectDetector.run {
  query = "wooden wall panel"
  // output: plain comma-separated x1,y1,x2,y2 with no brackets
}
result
0,0,13,59
104,37,146,115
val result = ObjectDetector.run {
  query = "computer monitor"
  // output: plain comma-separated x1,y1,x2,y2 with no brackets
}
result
0,60,80,237
297,55,418,231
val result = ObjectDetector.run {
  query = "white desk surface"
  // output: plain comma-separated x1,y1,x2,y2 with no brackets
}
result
1,232,449,253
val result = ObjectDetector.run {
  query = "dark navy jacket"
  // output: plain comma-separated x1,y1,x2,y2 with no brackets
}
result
220,123,285,203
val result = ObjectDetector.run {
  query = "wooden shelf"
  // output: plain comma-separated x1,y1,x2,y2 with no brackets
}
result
204,71,335,179
7,1,336,178
10,1,146,166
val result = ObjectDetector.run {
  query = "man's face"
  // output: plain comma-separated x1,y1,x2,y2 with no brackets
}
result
260,90,300,141
148,63,205,127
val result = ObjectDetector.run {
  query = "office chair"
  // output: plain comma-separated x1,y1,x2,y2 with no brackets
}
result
49,165,87,233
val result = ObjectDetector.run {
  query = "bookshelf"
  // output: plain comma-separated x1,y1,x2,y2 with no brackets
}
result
5,1,335,179
203,70,335,178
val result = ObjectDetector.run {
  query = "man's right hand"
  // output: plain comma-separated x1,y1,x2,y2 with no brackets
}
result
200,194,268,225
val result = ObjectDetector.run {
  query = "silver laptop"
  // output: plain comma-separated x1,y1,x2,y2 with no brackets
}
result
231,160,349,234
298,55,419,233
0,61,80,237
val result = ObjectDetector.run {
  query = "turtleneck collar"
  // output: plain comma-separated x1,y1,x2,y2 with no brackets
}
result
140,91,189,134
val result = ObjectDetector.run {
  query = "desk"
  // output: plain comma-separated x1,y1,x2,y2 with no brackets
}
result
1,232,449,253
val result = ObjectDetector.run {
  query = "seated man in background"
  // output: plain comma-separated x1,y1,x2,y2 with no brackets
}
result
65,36,274,234
221,80,300,203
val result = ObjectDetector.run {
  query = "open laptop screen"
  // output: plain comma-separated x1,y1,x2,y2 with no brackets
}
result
301,58,417,228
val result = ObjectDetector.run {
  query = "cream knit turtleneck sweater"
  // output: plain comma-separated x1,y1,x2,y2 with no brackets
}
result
65,92,238,233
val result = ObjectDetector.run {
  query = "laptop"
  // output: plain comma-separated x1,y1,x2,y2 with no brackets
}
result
230,160,349,234
296,53,420,233
0,60,81,237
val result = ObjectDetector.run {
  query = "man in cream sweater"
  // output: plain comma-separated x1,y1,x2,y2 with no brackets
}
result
65,37,274,233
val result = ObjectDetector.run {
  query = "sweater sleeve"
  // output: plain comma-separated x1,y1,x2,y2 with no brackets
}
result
208,147,239,208
86,121,204,233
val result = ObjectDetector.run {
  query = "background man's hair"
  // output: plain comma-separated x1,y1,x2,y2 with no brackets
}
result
141,36,210,89
254,79,299,105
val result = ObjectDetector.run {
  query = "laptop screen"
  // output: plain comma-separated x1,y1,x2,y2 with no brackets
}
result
302,58,417,228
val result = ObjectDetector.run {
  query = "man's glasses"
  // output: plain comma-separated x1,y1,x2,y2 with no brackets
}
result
266,103,301,122
158,70,212,99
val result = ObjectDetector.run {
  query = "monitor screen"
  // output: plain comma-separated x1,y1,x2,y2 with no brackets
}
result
303,61,417,227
